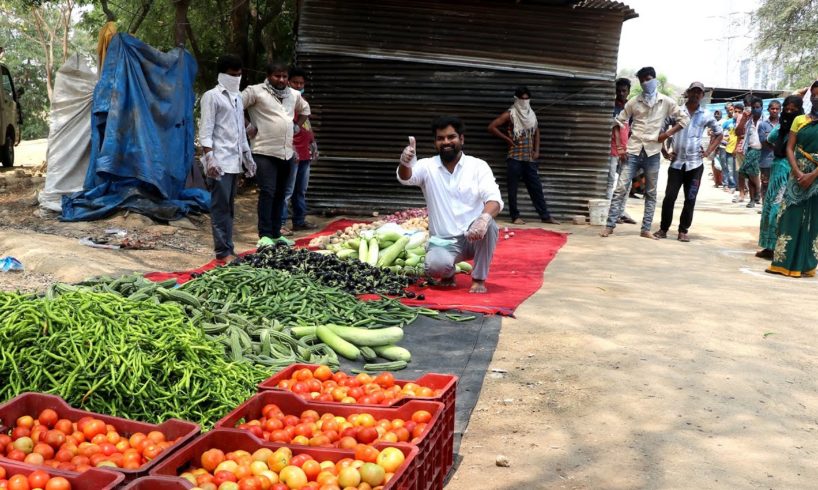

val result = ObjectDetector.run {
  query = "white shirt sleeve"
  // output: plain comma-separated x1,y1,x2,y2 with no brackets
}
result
295,93,311,117
198,90,216,148
397,158,429,186
477,161,504,212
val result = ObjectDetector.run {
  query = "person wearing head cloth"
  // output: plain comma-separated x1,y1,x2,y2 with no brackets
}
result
653,82,723,242
756,95,804,259
766,80,818,277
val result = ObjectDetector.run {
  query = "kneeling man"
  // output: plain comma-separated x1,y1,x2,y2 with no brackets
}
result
397,116,503,293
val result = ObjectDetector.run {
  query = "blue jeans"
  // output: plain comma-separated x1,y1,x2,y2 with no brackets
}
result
281,159,311,226
720,149,736,189
606,150,660,231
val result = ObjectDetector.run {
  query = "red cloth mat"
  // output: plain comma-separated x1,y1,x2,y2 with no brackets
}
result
145,219,567,315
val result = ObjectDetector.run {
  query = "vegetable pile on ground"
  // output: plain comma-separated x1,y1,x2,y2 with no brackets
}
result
307,208,428,252
0,291,268,428
231,243,416,295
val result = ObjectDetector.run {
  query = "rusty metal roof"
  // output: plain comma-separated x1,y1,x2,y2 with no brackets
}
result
295,0,635,218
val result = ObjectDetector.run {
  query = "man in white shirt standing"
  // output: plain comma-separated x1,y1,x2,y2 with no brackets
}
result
198,54,256,263
397,116,503,294
602,66,689,239
242,62,310,242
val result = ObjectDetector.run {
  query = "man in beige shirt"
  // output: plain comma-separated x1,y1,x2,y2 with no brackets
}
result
601,66,689,239
242,61,310,241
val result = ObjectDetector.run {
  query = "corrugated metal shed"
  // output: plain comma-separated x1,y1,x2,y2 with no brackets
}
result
297,0,636,218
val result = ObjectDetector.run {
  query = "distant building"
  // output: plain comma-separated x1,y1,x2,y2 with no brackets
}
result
703,0,783,90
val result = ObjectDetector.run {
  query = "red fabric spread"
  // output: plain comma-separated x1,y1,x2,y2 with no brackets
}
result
145,219,567,315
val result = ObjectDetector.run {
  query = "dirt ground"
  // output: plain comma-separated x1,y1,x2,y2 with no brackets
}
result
2,140,816,489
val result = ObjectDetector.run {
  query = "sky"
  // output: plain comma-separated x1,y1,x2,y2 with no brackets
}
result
617,0,757,89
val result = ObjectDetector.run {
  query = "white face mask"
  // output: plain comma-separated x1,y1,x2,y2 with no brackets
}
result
218,73,241,94
514,98,531,111
641,78,659,98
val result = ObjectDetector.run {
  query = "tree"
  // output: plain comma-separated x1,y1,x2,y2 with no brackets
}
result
755,0,818,89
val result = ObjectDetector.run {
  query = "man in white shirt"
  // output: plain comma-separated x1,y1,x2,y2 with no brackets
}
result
242,62,310,242
198,54,256,263
397,116,503,294
602,66,689,239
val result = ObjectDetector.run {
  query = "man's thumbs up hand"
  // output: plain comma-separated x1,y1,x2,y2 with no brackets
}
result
401,136,417,167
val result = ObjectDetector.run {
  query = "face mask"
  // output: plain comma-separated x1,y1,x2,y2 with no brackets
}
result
218,73,241,94
752,108,763,117
641,79,659,97
514,98,531,111
298,89,305,95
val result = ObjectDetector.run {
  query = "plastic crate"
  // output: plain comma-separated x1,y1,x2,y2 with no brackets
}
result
150,429,420,490
215,390,445,489
0,392,200,484
258,364,457,480
0,460,124,490
120,476,194,489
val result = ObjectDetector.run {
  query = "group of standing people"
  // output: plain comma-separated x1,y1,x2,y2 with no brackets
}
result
199,55,318,263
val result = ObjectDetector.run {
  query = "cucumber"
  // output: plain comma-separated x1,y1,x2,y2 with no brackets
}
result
363,360,408,371
326,325,404,347
359,346,378,362
316,325,360,360
290,326,317,338
373,344,412,362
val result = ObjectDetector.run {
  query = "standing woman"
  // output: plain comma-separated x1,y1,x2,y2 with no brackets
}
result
767,82,818,277
756,95,803,259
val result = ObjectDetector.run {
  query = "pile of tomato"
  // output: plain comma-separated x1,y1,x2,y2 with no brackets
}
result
1,409,178,472
273,367,443,405
236,402,433,448
0,467,71,490
182,445,406,490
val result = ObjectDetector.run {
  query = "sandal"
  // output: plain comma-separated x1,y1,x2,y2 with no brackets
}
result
512,218,526,225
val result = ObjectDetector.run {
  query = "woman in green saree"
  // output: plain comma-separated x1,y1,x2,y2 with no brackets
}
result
767,82,818,277
756,95,803,259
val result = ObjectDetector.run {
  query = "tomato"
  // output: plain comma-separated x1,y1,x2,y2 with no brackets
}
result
43,430,66,449
146,431,166,444
354,445,378,464
411,410,432,424
295,368,314,381
8,474,30,490
358,462,385,487
213,470,238,485
201,448,226,472
37,409,59,429
33,442,55,460
81,420,106,440
44,477,71,490
10,427,30,440
375,447,404,473
54,419,73,435
16,416,34,430
313,365,332,381
27,470,51,488
23,453,45,466
356,427,378,445
411,423,426,439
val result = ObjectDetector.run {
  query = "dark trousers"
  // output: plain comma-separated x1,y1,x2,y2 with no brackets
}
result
208,173,239,259
506,158,551,220
660,164,704,234
255,154,292,239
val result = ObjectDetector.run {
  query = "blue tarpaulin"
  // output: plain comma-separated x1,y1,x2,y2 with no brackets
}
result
61,34,209,221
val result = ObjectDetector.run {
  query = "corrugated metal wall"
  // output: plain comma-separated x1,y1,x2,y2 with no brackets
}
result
297,0,632,218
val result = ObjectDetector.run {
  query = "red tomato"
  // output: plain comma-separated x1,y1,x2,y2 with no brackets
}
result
44,477,72,490
54,419,73,435
37,409,59,428
27,470,50,488
81,420,106,440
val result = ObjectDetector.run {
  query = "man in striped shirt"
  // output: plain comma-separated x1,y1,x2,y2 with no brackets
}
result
654,82,723,242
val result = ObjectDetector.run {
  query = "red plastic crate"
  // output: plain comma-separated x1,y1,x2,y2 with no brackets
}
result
120,475,194,489
150,429,420,490
258,364,457,480
0,460,124,490
0,392,200,484
214,390,445,489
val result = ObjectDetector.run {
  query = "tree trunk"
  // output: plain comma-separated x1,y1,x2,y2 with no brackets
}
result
229,0,250,62
172,0,191,47
60,0,74,64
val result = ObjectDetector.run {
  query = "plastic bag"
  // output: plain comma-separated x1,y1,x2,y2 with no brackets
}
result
713,156,722,171
0,257,24,272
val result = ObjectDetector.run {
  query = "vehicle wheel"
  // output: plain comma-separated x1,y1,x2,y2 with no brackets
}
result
0,132,13,167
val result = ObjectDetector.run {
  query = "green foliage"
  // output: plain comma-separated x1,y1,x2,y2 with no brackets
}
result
755,0,817,89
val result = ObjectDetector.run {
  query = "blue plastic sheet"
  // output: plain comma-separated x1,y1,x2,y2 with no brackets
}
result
61,34,209,221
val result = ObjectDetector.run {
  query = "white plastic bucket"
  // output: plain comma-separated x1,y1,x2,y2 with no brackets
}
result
587,199,609,226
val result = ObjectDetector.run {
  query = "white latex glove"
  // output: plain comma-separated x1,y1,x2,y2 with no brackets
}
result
202,152,223,180
466,213,492,241
242,151,256,178
400,136,417,167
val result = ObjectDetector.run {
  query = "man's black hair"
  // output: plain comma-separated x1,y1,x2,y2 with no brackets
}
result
514,86,531,98
266,61,289,76
750,96,763,107
216,54,242,74
615,77,631,88
431,116,465,136
289,66,307,80
733,103,744,110
768,100,782,108
635,67,656,79
714,110,722,116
